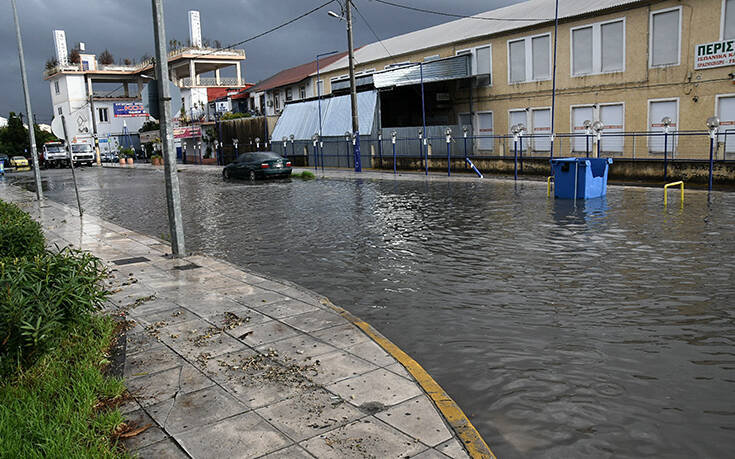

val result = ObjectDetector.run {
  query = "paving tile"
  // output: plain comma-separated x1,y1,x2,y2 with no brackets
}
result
300,417,426,459
312,323,371,350
281,310,346,333
159,324,246,361
133,438,189,459
256,333,337,365
344,339,396,367
327,369,422,409
147,385,248,435
256,389,364,442
199,349,313,410
127,299,182,318
125,329,164,357
175,411,291,458
412,448,453,459
136,306,199,328
385,362,414,381
375,395,453,447
126,364,214,407
436,438,471,459
252,299,320,320
308,350,377,386
121,408,167,451
229,287,286,307
259,445,314,459
172,292,244,319
124,345,184,378
234,320,301,347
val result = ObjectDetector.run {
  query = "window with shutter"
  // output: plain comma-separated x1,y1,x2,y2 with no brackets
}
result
650,8,681,67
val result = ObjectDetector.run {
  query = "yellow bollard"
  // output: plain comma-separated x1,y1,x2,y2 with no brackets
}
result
663,181,684,207
547,176,554,197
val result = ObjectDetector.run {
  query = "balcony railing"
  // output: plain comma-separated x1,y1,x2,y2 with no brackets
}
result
179,77,244,87
44,46,245,78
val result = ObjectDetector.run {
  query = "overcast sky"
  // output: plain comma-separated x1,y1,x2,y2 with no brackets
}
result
1,0,522,123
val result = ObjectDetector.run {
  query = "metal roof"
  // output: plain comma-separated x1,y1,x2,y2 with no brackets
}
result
249,52,348,93
320,0,642,74
270,90,377,141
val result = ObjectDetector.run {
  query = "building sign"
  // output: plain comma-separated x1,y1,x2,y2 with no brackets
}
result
113,103,148,117
695,40,735,70
173,126,202,139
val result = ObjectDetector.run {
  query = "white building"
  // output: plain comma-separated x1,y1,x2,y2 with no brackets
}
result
45,12,247,155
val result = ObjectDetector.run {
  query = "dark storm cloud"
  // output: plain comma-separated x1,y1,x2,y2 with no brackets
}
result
0,0,522,122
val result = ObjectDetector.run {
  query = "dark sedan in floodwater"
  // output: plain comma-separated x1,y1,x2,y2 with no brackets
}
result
222,152,292,180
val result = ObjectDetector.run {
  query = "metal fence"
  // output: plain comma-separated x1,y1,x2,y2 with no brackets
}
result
259,129,735,168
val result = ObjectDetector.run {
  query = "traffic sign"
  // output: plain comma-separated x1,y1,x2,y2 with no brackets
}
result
141,80,182,120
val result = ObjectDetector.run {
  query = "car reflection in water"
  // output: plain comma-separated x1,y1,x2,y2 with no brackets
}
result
222,151,292,181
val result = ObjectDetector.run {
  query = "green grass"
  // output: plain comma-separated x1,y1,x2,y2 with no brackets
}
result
0,315,128,458
291,170,316,180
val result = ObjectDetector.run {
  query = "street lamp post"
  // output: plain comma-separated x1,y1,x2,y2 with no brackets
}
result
290,134,295,158
592,121,604,158
328,2,361,172
233,138,239,158
662,116,672,181
312,133,319,171
445,127,452,177
706,116,719,192
583,120,592,158
391,130,397,175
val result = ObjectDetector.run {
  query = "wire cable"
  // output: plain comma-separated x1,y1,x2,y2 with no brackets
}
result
352,0,393,59
201,0,338,57
372,0,553,22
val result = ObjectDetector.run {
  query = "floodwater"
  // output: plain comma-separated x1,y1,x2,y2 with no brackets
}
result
11,168,735,458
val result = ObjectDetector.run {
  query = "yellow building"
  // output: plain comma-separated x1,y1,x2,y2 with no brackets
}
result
313,0,735,160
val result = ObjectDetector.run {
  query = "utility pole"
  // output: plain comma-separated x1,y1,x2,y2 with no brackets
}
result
11,0,43,200
86,76,101,165
345,0,361,172
152,0,186,257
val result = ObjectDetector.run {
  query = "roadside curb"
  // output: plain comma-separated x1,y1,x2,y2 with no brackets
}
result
323,298,497,459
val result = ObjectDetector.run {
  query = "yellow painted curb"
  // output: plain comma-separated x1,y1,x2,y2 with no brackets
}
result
322,299,497,459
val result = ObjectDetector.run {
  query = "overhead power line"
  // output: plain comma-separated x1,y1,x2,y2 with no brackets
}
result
372,0,553,22
352,1,393,59
203,0,338,57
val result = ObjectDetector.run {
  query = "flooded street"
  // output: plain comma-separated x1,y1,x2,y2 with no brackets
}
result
11,167,735,458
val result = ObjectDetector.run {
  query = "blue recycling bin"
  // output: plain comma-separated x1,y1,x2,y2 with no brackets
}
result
550,157,612,199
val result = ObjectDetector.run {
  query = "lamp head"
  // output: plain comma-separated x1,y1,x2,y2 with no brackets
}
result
345,131,351,140
391,130,397,139
661,116,672,127
592,120,604,132
706,116,720,130
583,119,592,129
445,127,452,136
289,134,295,141
327,10,342,19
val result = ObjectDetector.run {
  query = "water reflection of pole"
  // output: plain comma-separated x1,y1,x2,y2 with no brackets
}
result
61,116,83,216
420,62,427,176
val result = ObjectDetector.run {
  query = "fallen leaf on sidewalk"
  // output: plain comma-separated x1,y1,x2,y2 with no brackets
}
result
119,423,153,438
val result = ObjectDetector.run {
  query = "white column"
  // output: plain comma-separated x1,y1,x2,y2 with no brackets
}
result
215,68,221,85
189,60,195,86
236,62,242,86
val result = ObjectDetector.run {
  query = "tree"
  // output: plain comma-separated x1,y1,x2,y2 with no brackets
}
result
99,49,114,65
139,121,160,133
0,113,58,158
45,57,58,70
123,58,132,66
69,47,81,64
0,113,29,157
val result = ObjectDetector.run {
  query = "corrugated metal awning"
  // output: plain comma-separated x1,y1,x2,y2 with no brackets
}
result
372,54,471,88
271,90,377,141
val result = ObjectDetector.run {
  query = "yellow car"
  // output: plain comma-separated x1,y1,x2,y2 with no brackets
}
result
9,156,30,172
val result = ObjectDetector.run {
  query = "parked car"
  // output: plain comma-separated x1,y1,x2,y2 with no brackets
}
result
9,156,30,171
222,152,292,180
100,151,118,163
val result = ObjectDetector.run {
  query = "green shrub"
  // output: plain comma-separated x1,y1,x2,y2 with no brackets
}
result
0,314,128,458
0,201,45,259
292,171,315,180
0,248,109,374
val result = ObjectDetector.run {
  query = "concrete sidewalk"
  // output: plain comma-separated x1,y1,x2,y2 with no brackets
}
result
1,183,492,459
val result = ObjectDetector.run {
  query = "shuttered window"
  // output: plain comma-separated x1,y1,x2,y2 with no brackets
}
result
572,27,593,75
724,0,735,39
572,19,624,76
508,34,550,83
650,8,681,67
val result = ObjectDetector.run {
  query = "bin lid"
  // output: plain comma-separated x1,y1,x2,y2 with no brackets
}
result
550,157,613,165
